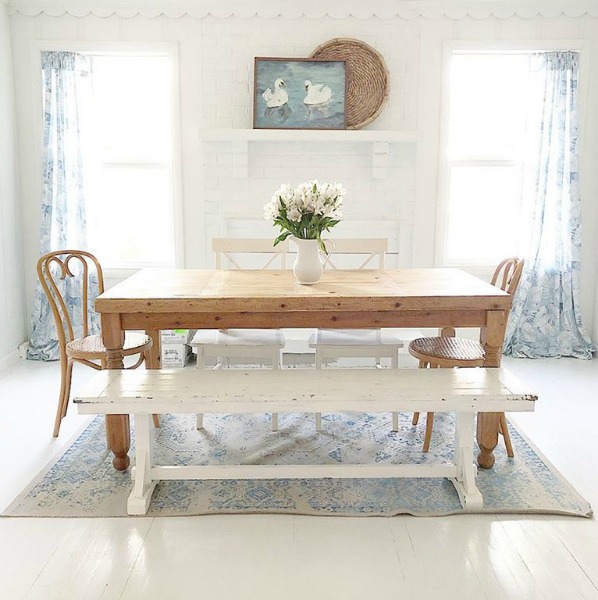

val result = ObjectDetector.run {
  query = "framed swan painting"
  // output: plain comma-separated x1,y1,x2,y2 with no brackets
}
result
253,57,347,130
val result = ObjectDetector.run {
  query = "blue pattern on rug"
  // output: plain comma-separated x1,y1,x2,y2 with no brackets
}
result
4,412,592,517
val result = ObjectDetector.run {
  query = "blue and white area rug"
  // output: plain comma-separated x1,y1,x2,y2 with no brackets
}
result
3,412,592,518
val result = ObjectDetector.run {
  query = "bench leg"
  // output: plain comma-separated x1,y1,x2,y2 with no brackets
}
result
270,351,280,432
127,414,157,515
196,360,222,430
451,413,483,511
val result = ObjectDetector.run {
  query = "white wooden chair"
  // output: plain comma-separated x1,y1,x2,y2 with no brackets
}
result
307,238,404,431
190,238,288,431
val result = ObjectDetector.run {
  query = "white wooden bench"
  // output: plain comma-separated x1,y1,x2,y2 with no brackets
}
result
74,368,537,515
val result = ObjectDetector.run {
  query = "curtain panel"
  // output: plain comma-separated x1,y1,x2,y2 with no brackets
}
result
28,51,97,361
504,51,595,359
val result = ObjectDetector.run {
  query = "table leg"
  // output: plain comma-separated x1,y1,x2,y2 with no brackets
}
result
477,310,507,469
144,330,161,369
480,310,506,368
102,314,125,370
101,314,130,471
476,412,500,469
106,414,131,471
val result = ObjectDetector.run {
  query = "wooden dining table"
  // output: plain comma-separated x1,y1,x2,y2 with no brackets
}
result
96,267,513,472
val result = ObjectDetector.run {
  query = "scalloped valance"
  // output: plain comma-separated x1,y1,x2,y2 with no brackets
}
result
7,0,598,20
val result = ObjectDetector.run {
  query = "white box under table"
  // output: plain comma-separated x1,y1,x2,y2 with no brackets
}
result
74,368,537,515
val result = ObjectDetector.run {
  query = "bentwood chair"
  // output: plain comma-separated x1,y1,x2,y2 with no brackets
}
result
189,238,288,431
307,238,404,432
408,257,525,454
37,250,153,437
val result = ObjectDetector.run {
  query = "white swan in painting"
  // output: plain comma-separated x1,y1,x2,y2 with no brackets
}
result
303,80,333,105
262,78,288,108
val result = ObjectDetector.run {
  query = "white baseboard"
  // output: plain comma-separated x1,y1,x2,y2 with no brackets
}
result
18,341,30,359
0,350,21,375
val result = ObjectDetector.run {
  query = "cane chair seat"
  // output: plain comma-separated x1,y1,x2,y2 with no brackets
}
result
408,336,485,367
67,332,151,359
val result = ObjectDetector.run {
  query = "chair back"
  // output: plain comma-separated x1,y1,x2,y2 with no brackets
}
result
212,238,289,270
491,257,525,295
323,238,388,270
36,250,105,352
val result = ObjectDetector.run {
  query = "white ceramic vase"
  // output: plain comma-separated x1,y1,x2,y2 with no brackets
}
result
292,237,332,285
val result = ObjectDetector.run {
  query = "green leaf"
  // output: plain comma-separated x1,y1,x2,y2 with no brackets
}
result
274,231,292,246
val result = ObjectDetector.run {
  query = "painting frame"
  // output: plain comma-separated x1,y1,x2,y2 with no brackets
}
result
253,57,347,131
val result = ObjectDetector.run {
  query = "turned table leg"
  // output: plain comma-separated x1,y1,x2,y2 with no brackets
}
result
476,412,500,469
476,310,507,469
106,414,130,471
101,314,130,471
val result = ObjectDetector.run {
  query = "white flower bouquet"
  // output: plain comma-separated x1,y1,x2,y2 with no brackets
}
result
264,179,345,250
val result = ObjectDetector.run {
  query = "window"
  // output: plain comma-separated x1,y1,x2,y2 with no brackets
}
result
439,52,534,266
82,52,178,270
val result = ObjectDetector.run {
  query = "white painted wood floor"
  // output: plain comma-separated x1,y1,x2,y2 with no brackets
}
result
1,355,597,600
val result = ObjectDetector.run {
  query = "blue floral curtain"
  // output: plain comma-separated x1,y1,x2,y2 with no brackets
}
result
504,51,595,359
28,52,97,361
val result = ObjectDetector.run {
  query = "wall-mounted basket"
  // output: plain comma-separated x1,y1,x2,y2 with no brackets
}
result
310,38,389,130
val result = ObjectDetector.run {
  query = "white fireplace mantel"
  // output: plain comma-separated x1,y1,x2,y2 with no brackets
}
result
199,128,421,178
198,129,420,143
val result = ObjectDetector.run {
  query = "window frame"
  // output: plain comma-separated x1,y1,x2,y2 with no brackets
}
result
31,40,184,277
436,40,587,270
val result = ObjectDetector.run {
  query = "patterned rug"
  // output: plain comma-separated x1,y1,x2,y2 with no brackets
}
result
3,412,592,518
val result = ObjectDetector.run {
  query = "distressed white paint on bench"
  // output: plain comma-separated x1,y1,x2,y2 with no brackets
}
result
74,368,537,515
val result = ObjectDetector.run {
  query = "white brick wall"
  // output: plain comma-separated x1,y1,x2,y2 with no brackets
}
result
9,11,598,335
199,138,415,268
195,17,420,268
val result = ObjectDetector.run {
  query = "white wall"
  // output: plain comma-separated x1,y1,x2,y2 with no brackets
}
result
7,7,598,342
0,1,26,362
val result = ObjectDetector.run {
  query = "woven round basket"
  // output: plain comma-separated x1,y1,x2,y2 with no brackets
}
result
310,38,389,130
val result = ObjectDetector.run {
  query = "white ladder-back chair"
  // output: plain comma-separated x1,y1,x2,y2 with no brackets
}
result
307,238,404,432
190,238,289,431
